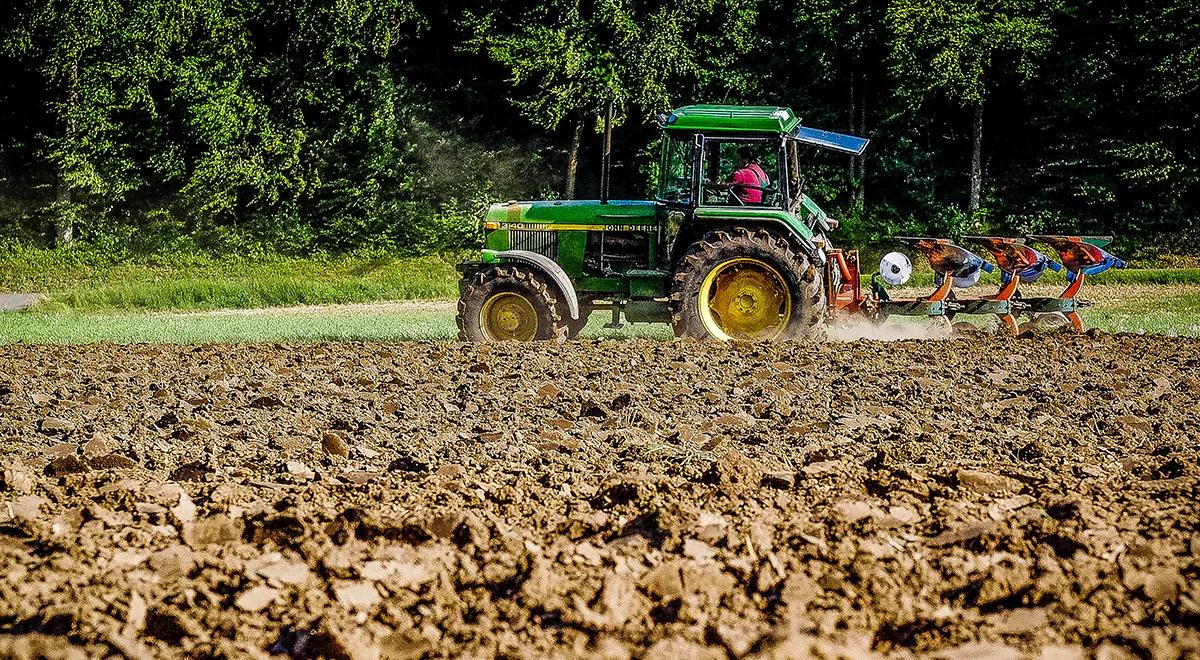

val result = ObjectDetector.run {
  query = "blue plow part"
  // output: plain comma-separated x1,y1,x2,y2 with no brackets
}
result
1001,251,1063,284
790,126,869,155
1066,253,1127,282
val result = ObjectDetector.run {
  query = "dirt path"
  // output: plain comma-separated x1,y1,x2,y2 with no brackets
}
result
0,335,1197,658
0,293,41,311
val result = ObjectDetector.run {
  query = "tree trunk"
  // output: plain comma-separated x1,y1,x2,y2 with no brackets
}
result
564,115,584,199
855,67,866,210
848,64,856,203
969,101,983,212
54,61,80,247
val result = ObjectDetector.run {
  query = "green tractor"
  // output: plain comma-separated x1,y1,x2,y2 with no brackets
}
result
456,104,869,341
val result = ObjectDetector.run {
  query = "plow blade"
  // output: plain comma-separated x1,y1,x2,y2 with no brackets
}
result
1018,236,1128,331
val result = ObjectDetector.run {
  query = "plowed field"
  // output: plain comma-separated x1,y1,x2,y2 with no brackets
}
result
1,334,1197,658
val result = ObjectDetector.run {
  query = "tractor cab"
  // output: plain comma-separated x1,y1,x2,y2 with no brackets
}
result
654,106,867,267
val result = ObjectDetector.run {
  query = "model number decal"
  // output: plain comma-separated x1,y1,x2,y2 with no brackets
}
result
497,222,648,232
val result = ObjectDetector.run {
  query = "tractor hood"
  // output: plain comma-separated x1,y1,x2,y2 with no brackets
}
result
484,199,658,229
790,126,869,155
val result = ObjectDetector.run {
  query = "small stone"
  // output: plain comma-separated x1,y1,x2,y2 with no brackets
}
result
977,562,1033,606
682,538,717,562
931,642,1022,660
39,417,75,434
643,636,724,660
357,446,380,459
990,608,1048,634
171,489,196,524
640,561,684,600
1143,568,1183,602
957,469,1020,495
47,455,89,476
575,542,603,566
427,512,463,539
310,618,380,660
285,461,315,480
149,545,196,579
537,383,561,398
82,435,111,458
88,453,139,470
340,471,378,485
322,432,351,458
834,500,880,523
379,631,431,660
125,591,147,635
258,561,311,586
761,471,795,489
335,581,382,610
927,521,997,547
2,463,35,493
11,495,48,521
436,464,462,479
236,585,279,612
184,514,242,547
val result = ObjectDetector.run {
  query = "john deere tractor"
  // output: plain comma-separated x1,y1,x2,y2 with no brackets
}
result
456,104,869,341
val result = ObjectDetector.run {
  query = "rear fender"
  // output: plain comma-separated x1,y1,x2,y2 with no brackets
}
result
488,249,580,320
690,209,825,267
728,218,827,267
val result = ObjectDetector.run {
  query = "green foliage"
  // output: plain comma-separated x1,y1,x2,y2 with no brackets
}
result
0,0,1195,259
886,0,1059,105
467,0,762,128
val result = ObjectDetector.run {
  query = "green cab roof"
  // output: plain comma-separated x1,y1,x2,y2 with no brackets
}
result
661,104,801,134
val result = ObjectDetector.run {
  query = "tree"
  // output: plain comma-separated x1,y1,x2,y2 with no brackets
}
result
5,0,164,245
467,0,761,198
887,0,1059,213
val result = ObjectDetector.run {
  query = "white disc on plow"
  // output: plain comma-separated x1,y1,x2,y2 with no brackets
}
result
879,252,912,286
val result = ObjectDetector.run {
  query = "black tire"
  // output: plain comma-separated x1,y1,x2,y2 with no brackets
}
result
457,265,568,342
669,227,825,340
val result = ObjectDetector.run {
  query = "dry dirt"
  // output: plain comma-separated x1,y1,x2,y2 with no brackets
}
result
0,335,1197,659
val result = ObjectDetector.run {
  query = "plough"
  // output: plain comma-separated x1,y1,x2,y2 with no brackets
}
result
828,235,1127,333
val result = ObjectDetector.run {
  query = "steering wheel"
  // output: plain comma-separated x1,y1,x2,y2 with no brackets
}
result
703,183,746,206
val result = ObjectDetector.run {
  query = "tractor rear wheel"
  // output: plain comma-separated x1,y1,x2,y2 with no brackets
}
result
669,227,825,341
457,265,568,342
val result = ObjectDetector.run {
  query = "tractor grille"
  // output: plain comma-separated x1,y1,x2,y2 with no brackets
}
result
509,229,558,259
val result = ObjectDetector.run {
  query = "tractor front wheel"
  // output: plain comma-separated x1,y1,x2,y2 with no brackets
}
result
669,228,825,341
457,265,568,342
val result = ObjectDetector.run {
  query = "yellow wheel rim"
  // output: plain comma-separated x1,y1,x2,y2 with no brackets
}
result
480,292,539,341
698,258,791,341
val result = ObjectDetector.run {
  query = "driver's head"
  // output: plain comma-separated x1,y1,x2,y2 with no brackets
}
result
738,146,758,165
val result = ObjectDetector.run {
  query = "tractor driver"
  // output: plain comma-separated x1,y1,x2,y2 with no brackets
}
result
716,146,770,204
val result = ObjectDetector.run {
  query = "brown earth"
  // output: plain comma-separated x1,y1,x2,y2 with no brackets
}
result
0,335,1197,659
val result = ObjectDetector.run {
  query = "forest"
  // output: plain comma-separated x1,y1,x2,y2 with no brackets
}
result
0,0,1196,258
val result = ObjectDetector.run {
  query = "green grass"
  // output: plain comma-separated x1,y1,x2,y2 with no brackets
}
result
4,239,1200,316
3,286,1197,344
1081,289,1200,336
0,306,676,344
0,251,460,312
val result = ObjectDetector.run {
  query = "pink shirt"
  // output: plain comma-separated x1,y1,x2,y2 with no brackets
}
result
732,164,769,203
